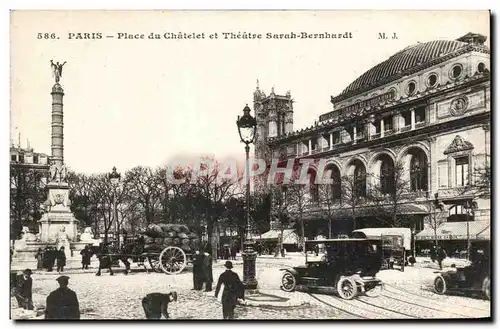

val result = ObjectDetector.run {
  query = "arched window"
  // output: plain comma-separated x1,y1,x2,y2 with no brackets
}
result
380,157,395,194
354,163,366,197
308,170,319,203
410,150,428,191
327,165,342,201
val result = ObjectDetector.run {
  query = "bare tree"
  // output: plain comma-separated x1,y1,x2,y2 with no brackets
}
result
318,181,342,238
269,186,291,254
340,174,365,231
286,183,310,252
193,156,241,259
10,166,47,240
425,194,447,247
369,160,412,227
123,166,161,225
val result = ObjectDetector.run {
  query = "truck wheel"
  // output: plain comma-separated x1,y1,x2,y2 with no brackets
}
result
482,276,490,300
434,275,447,295
337,276,358,300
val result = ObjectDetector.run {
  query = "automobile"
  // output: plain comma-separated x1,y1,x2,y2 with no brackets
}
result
433,249,490,300
279,238,384,300
352,228,412,271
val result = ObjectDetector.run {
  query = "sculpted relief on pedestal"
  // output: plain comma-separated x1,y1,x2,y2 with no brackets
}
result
49,163,68,183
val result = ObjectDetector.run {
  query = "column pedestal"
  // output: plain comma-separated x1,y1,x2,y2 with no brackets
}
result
242,240,258,290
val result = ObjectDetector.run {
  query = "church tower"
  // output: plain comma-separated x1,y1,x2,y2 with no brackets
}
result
253,81,294,193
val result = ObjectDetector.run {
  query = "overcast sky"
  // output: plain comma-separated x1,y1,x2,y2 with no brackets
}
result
10,10,489,174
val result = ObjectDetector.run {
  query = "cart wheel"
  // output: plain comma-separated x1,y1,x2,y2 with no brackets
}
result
365,283,383,298
482,276,490,300
434,275,447,295
147,257,163,273
160,246,187,275
281,271,296,292
337,276,358,300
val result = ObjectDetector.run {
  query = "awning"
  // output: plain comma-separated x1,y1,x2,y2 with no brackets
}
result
302,203,428,220
256,229,298,244
415,221,490,241
476,225,490,240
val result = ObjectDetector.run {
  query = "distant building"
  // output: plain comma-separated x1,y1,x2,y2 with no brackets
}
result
254,33,490,253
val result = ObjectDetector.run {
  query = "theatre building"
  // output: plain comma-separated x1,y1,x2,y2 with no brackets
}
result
253,33,490,254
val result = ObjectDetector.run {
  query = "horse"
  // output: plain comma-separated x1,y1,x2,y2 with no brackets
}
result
88,241,139,276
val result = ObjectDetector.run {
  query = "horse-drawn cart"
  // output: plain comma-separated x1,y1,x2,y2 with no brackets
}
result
93,223,201,276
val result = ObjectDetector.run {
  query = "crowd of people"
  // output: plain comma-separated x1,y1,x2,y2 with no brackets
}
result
34,247,67,273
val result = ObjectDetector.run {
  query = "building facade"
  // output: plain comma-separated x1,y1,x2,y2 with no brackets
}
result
254,33,490,253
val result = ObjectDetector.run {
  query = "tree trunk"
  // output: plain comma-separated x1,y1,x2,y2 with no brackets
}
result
328,218,332,239
300,217,305,252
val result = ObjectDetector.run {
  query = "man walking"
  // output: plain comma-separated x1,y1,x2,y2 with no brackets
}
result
192,250,205,290
203,248,213,292
214,261,244,320
45,276,80,319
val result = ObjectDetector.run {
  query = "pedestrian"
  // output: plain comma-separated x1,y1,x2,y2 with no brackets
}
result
142,291,177,320
203,248,213,292
35,248,44,270
80,246,91,270
56,247,66,273
45,276,80,319
214,261,245,320
230,245,237,260
192,250,205,290
437,247,447,270
430,245,437,264
14,269,34,310
48,247,56,272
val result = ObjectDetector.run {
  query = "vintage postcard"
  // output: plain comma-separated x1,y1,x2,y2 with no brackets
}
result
9,10,491,320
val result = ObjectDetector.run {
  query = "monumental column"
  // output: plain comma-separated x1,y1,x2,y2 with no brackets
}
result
38,61,78,249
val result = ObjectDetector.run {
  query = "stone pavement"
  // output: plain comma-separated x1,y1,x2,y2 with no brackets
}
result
11,258,490,320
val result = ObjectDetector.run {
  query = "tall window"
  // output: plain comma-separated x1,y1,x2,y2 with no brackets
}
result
415,106,426,123
380,158,395,194
33,154,39,164
19,154,24,163
308,171,319,203
410,151,428,191
11,155,16,162
402,111,411,127
383,116,393,131
455,156,469,187
329,166,342,201
354,164,366,197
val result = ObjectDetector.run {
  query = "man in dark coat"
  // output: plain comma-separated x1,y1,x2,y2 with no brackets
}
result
437,247,447,270
214,261,244,320
45,276,80,319
15,269,34,310
192,250,205,290
80,246,91,270
48,247,56,272
203,249,213,292
56,247,67,273
142,291,177,319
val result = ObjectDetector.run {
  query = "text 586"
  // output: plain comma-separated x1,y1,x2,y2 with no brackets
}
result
37,33,58,39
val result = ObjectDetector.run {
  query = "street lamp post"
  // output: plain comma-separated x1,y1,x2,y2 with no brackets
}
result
109,167,121,249
464,200,477,261
236,104,258,290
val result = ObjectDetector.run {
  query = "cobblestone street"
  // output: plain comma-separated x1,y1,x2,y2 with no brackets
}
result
12,257,491,320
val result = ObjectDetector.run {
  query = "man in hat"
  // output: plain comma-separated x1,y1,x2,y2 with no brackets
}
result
214,261,244,320
15,269,34,310
45,276,80,319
